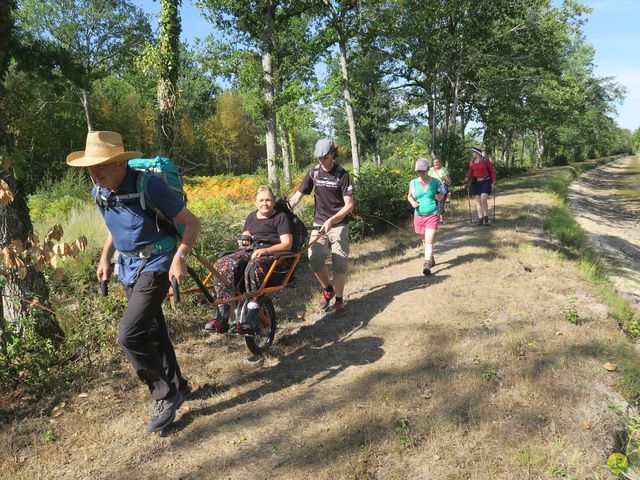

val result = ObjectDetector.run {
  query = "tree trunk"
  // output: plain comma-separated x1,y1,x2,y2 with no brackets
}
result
451,76,459,135
288,129,297,172
0,0,61,344
262,0,278,188
157,0,181,159
278,124,291,190
80,88,94,132
535,134,545,168
431,86,437,152
520,135,526,168
0,171,61,341
443,102,450,138
336,32,360,176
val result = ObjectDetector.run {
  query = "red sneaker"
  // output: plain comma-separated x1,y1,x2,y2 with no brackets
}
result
333,299,345,313
319,288,335,310
203,306,230,333
203,318,229,333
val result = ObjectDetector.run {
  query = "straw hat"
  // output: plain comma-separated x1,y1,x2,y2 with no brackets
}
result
66,131,142,167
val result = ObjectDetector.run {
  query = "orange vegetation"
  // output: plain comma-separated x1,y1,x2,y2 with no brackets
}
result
184,175,263,204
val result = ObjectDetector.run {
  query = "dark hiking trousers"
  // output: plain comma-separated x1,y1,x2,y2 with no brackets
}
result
118,271,186,401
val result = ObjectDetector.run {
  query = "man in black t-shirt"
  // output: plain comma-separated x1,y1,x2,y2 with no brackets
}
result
289,139,354,313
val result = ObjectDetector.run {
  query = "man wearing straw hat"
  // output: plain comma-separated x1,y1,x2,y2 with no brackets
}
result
67,131,200,433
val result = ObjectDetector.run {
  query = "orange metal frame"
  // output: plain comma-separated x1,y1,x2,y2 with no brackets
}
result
170,233,324,306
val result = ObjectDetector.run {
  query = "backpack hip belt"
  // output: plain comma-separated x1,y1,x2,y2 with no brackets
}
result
118,236,178,258
114,236,177,283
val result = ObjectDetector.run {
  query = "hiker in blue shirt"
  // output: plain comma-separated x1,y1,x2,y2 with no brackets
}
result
67,131,201,433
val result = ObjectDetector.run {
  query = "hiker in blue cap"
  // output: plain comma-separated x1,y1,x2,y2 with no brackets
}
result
289,138,354,313
67,131,201,433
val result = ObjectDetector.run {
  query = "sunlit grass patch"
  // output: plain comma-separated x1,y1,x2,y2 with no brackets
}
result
543,205,589,250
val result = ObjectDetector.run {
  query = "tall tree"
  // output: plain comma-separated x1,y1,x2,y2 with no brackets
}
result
199,0,277,187
204,91,258,173
0,0,62,341
198,0,314,188
157,0,182,157
319,0,361,175
16,0,150,131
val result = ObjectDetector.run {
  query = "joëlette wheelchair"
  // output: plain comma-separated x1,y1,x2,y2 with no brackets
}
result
170,233,322,356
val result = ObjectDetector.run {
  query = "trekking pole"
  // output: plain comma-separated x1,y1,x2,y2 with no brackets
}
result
493,190,496,224
467,185,472,224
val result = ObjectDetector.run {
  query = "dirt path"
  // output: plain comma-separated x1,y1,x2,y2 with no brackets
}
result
1,168,634,480
568,155,640,303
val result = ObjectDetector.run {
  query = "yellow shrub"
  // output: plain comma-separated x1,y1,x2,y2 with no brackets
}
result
184,175,263,204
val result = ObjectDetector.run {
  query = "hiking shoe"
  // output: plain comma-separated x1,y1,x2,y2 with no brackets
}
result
333,299,345,313
203,306,229,333
430,256,436,267
238,308,261,335
483,215,490,226
319,288,335,310
423,261,431,276
147,390,183,433
149,385,190,414
476,217,484,226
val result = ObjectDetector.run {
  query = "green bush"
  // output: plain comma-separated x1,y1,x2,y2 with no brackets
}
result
0,312,59,391
28,169,93,223
351,163,413,241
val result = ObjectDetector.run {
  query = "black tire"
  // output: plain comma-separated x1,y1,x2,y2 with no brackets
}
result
245,297,277,356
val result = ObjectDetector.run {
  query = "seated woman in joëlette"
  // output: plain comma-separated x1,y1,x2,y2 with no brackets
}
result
203,185,292,334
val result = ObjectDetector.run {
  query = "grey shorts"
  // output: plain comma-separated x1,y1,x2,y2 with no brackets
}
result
308,224,350,274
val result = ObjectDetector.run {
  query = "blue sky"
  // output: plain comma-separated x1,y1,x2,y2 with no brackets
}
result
136,0,640,131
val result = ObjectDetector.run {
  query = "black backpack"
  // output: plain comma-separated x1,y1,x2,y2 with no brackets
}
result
273,196,309,252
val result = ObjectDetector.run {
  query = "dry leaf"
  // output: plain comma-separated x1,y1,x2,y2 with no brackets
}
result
9,239,24,254
78,393,88,398
44,224,64,243
0,179,14,204
603,362,617,371
27,233,39,246
582,421,591,430
75,235,88,252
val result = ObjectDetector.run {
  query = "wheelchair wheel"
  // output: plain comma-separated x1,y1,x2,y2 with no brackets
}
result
245,297,277,356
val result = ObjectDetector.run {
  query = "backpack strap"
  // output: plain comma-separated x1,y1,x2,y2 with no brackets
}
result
311,164,345,185
135,170,151,211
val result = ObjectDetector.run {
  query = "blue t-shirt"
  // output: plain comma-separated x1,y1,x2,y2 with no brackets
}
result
93,167,184,285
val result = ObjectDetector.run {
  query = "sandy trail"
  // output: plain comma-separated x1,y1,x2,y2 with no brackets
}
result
568,155,640,302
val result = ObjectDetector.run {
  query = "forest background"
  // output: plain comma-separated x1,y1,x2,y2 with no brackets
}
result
1,0,640,422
